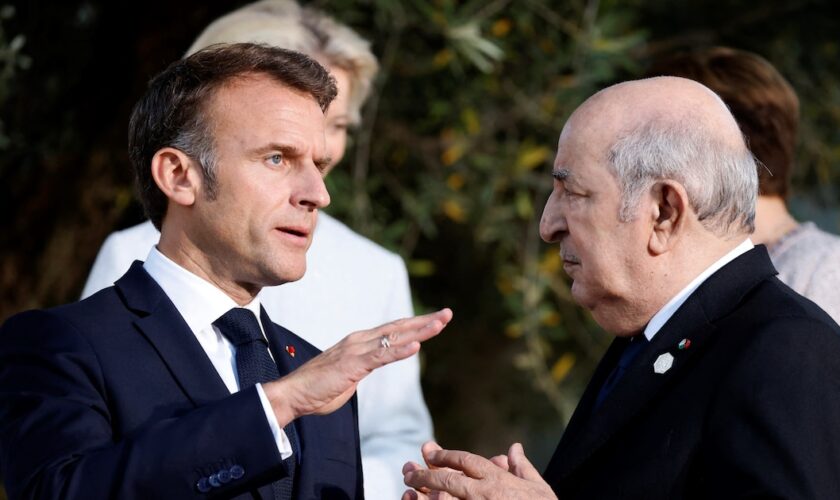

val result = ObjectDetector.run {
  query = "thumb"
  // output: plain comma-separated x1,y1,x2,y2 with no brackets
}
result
508,443,542,482
421,441,444,468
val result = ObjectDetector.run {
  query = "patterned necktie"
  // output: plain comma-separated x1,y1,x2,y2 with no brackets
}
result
214,307,299,500
594,334,649,411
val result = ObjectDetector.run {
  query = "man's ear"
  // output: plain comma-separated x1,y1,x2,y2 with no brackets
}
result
648,180,689,255
150,147,202,208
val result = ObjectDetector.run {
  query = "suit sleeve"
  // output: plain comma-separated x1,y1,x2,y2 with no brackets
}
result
356,255,435,498
700,317,840,498
0,310,285,499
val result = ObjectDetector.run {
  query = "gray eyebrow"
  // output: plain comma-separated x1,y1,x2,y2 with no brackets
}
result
552,168,571,181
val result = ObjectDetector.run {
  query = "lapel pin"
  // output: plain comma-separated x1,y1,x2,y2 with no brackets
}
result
653,353,674,374
285,345,296,358
678,338,691,350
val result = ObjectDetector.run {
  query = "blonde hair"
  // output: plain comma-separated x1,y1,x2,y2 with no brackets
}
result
187,0,378,124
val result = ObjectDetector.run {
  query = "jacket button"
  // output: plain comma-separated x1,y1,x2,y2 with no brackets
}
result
196,477,211,493
218,469,232,484
230,464,245,479
209,473,221,488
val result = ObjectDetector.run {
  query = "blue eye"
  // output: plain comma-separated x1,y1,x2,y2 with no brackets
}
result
268,153,283,165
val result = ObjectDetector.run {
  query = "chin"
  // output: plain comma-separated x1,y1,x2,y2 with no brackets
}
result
280,267,306,284
260,261,306,286
569,282,593,308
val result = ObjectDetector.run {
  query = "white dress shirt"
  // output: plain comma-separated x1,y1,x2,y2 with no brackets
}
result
143,247,293,459
644,239,754,340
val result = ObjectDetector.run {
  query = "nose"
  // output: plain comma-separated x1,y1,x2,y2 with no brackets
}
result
293,163,331,210
539,191,565,243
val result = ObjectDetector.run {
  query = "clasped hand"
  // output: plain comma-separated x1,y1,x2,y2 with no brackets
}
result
402,441,557,500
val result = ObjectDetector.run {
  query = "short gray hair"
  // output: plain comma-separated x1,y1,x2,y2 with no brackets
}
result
607,117,758,235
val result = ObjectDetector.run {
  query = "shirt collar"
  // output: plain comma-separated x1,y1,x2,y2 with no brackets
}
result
143,246,263,334
643,238,754,341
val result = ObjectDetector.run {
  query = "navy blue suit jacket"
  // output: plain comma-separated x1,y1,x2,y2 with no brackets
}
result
0,262,363,499
544,246,840,498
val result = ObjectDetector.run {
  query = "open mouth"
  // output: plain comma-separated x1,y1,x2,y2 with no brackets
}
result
279,228,307,238
275,226,311,245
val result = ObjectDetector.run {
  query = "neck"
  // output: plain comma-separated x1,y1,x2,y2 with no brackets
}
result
635,229,747,331
158,224,259,306
752,196,798,246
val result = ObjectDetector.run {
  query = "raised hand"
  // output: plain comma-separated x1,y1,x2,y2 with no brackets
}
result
265,309,453,425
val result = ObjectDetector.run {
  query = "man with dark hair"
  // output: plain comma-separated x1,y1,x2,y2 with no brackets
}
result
0,43,451,499
80,6,435,498
648,46,840,321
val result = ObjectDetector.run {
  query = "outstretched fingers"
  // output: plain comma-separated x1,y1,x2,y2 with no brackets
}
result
366,309,452,363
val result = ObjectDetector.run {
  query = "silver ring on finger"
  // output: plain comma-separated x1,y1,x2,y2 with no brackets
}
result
380,336,391,350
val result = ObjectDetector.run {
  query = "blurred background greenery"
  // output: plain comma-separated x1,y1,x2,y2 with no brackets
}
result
1,1,839,495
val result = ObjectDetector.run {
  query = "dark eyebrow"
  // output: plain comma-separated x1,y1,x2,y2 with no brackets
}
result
250,143,302,157
314,156,333,172
251,143,330,171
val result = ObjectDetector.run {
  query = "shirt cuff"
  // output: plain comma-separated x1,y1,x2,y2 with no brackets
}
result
256,383,293,460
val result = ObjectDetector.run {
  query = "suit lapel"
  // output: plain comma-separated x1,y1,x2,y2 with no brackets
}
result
115,262,230,406
551,339,626,458
261,307,305,377
260,307,332,495
547,246,778,482
260,306,310,450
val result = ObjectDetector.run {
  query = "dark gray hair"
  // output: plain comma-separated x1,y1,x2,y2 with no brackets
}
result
128,43,337,230
607,116,758,234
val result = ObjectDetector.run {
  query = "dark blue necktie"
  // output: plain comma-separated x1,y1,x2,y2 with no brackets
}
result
594,334,649,411
214,308,299,500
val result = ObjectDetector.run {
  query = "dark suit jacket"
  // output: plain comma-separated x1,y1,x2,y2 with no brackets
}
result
0,262,363,499
544,246,840,499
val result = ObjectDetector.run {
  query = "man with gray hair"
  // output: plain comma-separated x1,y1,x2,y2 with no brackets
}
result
402,76,840,499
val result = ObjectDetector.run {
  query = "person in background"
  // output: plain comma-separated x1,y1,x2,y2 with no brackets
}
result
648,46,840,322
81,2,434,497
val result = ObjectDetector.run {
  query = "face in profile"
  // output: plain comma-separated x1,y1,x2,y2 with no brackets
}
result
539,113,651,335
190,73,331,289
